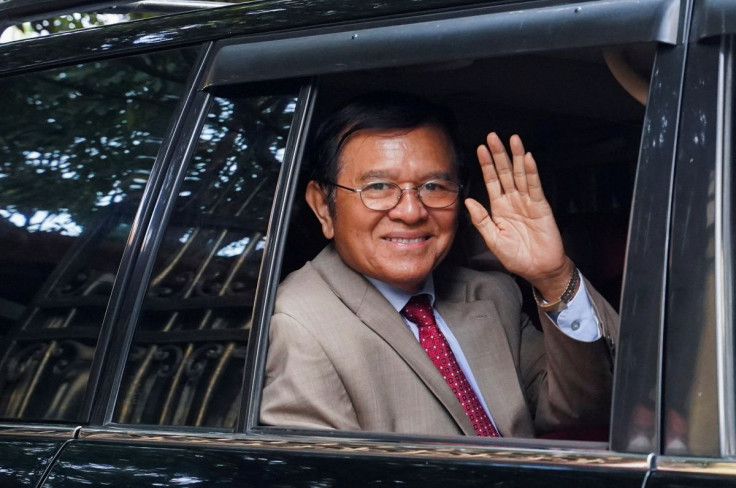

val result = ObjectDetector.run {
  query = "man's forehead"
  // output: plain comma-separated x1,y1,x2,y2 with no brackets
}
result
335,125,456,175
340,125,450,147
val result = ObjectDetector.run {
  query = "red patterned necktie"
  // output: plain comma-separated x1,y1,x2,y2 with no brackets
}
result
402,294,500,437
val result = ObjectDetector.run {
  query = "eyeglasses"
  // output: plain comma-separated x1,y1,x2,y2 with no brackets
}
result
324,180,462,211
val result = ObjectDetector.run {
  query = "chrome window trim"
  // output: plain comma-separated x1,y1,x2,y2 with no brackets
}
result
716,35,735,457
75,427,649,471
656,456,736,477
0,424,78,440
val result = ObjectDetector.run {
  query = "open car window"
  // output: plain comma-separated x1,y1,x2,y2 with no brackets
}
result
260,42,652,443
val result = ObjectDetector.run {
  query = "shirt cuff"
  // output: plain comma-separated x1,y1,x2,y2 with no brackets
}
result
547,277,601,342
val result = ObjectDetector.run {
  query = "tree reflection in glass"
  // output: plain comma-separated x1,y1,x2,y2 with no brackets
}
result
114,93,298,428
0,47,196,421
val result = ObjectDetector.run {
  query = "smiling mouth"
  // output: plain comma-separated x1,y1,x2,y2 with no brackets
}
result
384,236,429,244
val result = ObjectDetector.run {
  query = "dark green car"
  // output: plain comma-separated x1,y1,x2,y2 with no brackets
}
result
1,0,735,485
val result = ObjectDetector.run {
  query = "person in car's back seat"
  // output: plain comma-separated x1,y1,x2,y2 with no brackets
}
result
261,92,618,438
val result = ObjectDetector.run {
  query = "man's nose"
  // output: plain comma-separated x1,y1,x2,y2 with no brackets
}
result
387,188,428,222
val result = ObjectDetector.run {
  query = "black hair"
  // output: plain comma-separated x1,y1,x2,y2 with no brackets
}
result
311,92,463,214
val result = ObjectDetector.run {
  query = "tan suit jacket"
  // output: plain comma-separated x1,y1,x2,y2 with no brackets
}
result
260,245,618,437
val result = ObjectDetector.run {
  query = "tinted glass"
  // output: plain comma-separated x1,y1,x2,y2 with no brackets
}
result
113,93,298,428
0,48,196,421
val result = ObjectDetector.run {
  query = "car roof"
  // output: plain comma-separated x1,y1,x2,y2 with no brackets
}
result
0,0,517,76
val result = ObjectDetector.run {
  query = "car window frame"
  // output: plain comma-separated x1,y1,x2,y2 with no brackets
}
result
190,0,686,454
89,41,220,426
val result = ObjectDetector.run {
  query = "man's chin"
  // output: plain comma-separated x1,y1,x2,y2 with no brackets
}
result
380,270,432,293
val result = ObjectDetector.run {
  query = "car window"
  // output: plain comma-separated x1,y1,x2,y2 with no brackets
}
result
0,47,196,422
111,91,299,428
262,43,653,441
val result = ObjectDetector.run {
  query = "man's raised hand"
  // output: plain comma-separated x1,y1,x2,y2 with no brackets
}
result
464,132,574,301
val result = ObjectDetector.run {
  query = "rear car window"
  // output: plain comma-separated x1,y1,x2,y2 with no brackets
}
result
0,47,196,422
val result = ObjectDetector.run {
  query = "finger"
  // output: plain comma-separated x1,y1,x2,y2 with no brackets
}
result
465,198,498,247
524,152,547,202
476,143,502,201
509,135,528,195
486,132,516,194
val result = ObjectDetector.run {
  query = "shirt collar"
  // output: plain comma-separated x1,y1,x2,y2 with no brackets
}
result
365,274,436,313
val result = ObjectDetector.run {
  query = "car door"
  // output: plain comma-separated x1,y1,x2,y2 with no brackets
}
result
25,0,686,486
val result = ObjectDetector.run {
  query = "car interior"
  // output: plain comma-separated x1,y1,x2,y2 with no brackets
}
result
282,43,655,319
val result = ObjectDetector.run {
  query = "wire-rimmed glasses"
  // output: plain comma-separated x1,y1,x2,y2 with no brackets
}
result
323,180,462,211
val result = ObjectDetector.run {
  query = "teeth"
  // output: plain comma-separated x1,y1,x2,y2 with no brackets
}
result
386,237,425,243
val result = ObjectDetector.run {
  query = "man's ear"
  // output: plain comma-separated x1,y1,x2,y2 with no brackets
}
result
305,180,335,239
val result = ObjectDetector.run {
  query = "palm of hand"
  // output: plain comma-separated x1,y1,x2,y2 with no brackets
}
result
465,133,568,286
475,192,565,280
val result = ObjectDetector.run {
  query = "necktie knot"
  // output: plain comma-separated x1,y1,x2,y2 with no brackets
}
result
402,294,435,328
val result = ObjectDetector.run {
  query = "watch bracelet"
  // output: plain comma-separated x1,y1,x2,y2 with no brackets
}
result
532,267,580,310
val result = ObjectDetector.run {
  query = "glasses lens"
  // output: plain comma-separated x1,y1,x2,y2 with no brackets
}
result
360,182,401,210
358,181,460,210
418,180,460,208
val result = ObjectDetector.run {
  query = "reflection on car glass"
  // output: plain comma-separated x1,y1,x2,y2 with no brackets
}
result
113,94,298,428
0,47,195,422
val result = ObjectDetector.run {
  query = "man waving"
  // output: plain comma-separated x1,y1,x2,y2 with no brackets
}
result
261,92,617,438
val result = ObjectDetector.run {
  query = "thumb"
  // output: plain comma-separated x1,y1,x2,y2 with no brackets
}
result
465,198,498,243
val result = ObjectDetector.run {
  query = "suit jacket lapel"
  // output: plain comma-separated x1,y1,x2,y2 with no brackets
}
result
312,245,476,435
437,283,534,436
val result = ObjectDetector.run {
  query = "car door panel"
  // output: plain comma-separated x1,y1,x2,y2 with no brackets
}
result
0,429,72,488
40,436,648,488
